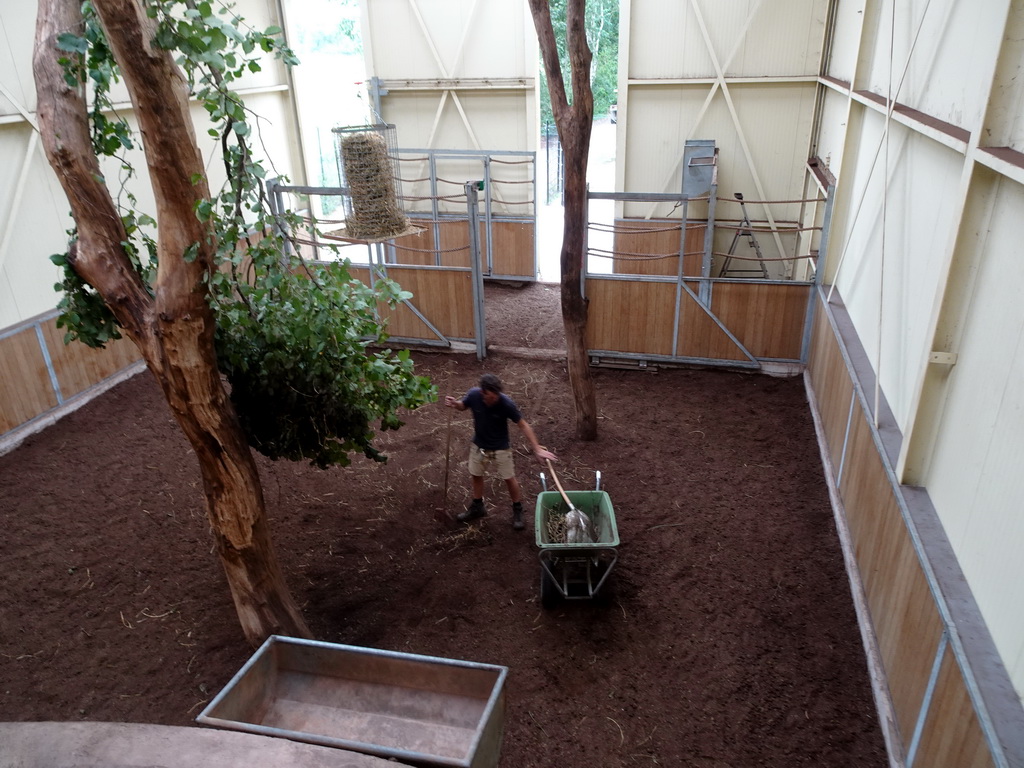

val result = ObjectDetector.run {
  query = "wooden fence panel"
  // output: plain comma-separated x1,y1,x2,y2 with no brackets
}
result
807,306,854,471
914,645,996,768
426,219,533,276
840,371,943,749
389,225,437,266
710,282,809,360
436,221,472,268
1,314,143,439
806,296,1015,768
491,220,534,278
676,283,749,361
40,320,142,400
585,279,676,355
0,327,57,433
351,265,475,342
612,218,705,277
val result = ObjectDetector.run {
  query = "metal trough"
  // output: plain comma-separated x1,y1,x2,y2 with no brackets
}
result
197,636,508,768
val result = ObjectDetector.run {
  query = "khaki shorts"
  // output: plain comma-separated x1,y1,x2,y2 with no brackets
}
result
468,445,516,480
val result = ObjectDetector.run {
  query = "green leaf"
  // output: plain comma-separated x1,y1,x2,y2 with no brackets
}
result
56,33,89,54
195,199,214,222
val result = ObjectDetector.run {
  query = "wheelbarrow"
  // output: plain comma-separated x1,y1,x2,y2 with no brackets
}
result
536,469,619,609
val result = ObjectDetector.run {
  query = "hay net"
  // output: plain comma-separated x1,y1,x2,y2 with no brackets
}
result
333,123,411,242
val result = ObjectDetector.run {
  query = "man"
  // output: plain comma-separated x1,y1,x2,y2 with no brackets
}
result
444,373,557,530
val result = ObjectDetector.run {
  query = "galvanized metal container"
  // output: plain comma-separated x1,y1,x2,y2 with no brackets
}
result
197,636,508,768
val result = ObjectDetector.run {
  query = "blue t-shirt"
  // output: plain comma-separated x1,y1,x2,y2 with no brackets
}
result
463,387,522,450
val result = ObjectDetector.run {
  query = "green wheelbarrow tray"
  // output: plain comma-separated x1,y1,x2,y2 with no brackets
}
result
534,489,619,608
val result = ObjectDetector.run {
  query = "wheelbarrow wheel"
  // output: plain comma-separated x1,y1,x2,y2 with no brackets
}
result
540,566,560,609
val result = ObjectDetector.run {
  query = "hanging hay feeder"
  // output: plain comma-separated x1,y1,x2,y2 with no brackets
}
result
333,124,417,243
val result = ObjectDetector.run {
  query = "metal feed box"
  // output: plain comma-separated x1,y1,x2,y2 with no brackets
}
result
197,636,508,768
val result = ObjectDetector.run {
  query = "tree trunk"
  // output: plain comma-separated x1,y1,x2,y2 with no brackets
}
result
529,0,598,440
34,0,310,646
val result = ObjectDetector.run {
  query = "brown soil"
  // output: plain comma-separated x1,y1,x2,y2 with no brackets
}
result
0,281,886,767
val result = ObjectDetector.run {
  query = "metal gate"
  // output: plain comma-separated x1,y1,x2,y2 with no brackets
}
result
268,178,490,360
584,142,835,371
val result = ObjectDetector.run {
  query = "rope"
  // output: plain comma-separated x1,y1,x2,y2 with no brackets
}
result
589,221,690,235
300,215,345,226
399,193,467,203
715,223,821,233
290,234,363,249
587,247,704,261
717,196,826,204
391,242,470,255
712,251,816,262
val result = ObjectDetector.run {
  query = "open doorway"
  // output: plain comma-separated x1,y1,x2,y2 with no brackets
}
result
282,0,369,220
534,0,619,283
535,117,617,284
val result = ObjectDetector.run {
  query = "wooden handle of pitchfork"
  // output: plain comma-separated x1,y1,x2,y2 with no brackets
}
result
545,458,574,510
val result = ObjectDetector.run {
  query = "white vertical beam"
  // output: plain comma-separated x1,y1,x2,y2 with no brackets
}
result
689,0,786,260
897,0,1014,483
641,1,763,220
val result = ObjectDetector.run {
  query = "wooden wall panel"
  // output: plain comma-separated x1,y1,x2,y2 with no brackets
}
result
677,283,748,361
404,220,534,276
490,220,534,278
840,399,944,745
612,219,705,277
914,644,997,768
437,221,473,268
807,306,854,471
0,328,57,433
40,320,142,401
390,225,438,266
585,279,675,355
710,282,809,360
374,266,475,341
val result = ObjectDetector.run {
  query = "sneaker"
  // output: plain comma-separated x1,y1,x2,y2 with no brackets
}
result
457,500,486,524
511,502,525,531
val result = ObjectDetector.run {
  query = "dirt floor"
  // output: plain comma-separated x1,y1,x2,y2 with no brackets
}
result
0,281,887,766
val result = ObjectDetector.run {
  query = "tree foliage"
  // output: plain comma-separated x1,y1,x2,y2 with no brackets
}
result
538,0,618,127
51,0,434,469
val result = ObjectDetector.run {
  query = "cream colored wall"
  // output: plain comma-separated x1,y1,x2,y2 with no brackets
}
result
0,0,302,330
815,0,1024,703
359,0,538,153
0,122,73,328
924,169,1024,690
829,113,963,427
616,0,828,263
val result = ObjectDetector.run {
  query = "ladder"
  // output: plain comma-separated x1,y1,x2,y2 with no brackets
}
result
720,193,768,279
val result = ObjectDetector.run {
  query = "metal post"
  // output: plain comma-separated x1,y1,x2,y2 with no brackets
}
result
483,156,493,276
367,77,386,122
699,187,718,306
671,198,690,357
799,183,836,363
266,178,291,266
429,152,440,263
466,181,487,360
